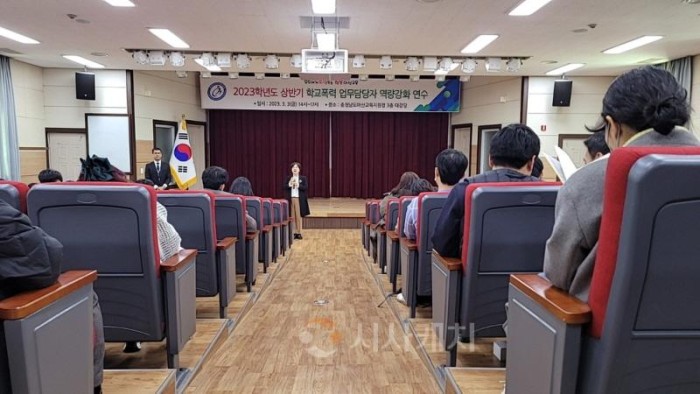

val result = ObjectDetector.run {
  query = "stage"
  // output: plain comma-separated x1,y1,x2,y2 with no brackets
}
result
304,198,366,229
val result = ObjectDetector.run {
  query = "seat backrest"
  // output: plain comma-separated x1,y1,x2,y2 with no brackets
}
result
157,190,218,296
461,182,559,337
397,196,415,238
272,200,282,224
27,182,165,340
386,198,399,230
369,201,380,224
365,200,371,220
213,195,246,275
0,181,29,213
245,197,263,230
262,198,273,227
416,192,448,295
581,147,700,394
280,200,289,221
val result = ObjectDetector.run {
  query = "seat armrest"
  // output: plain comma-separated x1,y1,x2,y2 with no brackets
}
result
510,274,591,324
387,230,399,241
261,225,272,233
400,238,418,251
0,270,97,320
246,231,259,240
160,249,198,272
378,228,387,235
432,250,461,272
216,236,237,251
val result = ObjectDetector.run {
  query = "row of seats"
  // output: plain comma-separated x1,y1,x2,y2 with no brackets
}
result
363,147,700,393
0,181,294,393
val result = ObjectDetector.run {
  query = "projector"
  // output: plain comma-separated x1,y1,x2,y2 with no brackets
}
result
301,49,348,74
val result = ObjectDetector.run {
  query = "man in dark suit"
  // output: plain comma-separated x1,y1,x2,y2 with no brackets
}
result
144,147,172,189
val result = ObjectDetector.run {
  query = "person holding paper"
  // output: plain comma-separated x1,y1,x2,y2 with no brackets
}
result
543,66,700,302
284,162,310,239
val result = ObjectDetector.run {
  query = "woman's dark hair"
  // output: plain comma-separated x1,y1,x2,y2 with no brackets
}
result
408,178,436,196
229,176,254,196
531,157,544,179
390,171,419,195
589,66,689,136
290,162,301,171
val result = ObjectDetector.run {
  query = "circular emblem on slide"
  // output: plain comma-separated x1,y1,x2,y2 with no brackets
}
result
207,82,227,101
173,144,192,161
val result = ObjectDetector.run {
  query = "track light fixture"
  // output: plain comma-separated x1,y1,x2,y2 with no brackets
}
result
379,55,393,69
175,70,188,78
506,58,522,72
133,50,148,64
486,57,502,72
422,56,438,71
462,58,477,73
201,71,211,78
255,72,264,80
170,51,185,67
236,54,251,69
264,54,280,69
228,72,239,79
290,54,303,68
148,50,166,66
405,57,420,71
352,54,366,68
216,52,232,67
199,52,215,67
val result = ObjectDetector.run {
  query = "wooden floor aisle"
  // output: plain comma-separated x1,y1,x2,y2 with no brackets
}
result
187,229,439,393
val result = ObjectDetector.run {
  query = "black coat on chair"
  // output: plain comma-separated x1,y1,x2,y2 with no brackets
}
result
283,175,310,217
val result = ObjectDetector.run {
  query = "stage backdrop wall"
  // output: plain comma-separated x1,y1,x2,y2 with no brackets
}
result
209,110,448,199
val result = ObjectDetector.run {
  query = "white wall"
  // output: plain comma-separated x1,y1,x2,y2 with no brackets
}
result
133,70,205,140
527,76,614,157
43,68,127,129
11,59,46,147
690,55,700,136
453,76,522,144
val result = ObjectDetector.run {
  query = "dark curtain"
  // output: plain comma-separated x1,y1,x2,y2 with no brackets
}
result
209,110,330,198
331,112,448,198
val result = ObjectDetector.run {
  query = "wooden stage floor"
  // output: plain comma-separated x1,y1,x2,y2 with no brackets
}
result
307,198,366,218
305,198,366,229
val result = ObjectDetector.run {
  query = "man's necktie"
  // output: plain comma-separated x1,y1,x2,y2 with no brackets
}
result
156,163,160,173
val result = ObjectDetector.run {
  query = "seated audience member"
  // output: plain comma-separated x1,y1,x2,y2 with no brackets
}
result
38,168,63,183
404,149,468,240
378,171,419,228
228,176,258,233
0,199,105,394
396,178,436,233
582,130,611,165
531,157,544,179
432,124,541,258
81,156,181,354
203,168,257,232
543,66,700,302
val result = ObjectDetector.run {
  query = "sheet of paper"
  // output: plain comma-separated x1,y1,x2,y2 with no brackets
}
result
555,146,579,180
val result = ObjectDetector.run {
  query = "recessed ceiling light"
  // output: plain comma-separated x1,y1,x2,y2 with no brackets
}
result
311,0,335,14
541,60,558,64
62,55,105,69
75,19,91,24
102,0,135,6
603,36,662,54
0,26,40,44
461,34,499,54
90,52,108,57
572,28,588,33
546,63,584,76
509,0,553,16
148,28,189,49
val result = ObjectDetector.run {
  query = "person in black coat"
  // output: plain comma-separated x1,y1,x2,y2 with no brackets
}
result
283,162,310,239
144,147,172,189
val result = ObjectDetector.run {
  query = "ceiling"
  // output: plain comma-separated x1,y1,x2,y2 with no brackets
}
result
2,0,700,77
